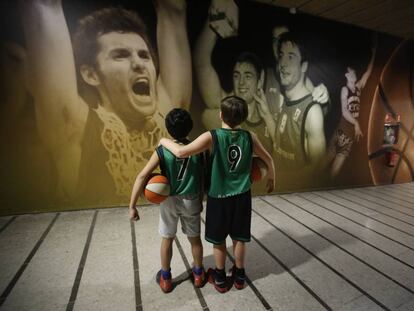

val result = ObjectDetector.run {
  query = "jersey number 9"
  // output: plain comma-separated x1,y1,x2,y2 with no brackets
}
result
228,145,242,172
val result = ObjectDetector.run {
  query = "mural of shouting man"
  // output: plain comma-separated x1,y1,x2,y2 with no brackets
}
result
19,0,191,204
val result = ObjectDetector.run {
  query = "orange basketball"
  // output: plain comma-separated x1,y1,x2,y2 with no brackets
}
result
251,157,268,182
144,174,170,204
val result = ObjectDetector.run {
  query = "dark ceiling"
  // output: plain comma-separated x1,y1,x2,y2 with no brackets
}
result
255,0,414,39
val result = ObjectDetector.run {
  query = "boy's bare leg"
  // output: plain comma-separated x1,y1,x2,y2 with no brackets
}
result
233,240,246,269
188,236,203,268
161,237,174,270
213,243,227,270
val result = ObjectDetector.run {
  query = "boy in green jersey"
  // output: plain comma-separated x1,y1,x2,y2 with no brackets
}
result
129,108,205,293
160,96,275,293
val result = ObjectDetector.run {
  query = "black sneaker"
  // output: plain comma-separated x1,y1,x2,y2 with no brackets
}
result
230,266,246,290
207,268,228,293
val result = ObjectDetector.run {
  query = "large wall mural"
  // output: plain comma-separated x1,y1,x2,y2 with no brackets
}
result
0,0,413,214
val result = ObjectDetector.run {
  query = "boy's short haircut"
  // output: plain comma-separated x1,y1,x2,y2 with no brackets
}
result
220,96,248,128
165,108,193,141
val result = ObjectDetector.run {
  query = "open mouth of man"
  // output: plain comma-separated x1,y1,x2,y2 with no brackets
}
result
132,80,150,96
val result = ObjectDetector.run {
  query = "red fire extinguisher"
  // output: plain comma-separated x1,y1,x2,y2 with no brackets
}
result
386,149,398,167
383,113,400,167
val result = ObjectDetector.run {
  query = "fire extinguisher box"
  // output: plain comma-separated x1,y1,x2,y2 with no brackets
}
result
383,113,400,167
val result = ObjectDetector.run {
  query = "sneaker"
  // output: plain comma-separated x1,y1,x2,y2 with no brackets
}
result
192,267,206,288
230,266,246,290
207,268,228,293
156,270,173,293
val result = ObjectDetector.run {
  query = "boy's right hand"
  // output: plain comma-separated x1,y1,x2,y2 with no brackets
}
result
129,207,140,221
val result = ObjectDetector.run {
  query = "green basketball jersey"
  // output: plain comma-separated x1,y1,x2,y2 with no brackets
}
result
208,128,253,198
156,143,202,196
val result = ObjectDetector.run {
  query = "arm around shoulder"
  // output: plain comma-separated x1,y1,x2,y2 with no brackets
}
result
160,132,212,158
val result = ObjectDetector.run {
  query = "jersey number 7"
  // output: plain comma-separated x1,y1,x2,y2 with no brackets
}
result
177,157,190,181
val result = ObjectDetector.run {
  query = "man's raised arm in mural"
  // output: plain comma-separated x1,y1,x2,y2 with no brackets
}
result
154,0,192,111
193,0,238,114
20,0,87,199
19,0,191,202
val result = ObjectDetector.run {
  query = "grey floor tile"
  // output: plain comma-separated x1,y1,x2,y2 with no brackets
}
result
288,192,414,274
0,213,56,296
398,249,414,265
344,189,414,217
330,189,414,225
290,193,414,257
312,191,414,235
373,187,414,202
133,204,201,311
73,209,135,311
397,297,414,310
363,187,414,207
0,216,14,232
337,295,383,311
260,195,414,309
251,206,374,310
1,211,93,311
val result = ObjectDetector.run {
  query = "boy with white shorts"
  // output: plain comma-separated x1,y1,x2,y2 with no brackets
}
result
129,108,205,293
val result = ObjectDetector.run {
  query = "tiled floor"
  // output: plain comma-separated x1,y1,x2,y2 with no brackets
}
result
0,183,413,310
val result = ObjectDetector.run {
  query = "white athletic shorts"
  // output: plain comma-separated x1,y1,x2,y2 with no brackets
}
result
159,194,202,238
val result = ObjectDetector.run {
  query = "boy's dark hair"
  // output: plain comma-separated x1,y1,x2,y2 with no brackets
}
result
73,7,159,95
220,96,248,128
234,52,263,77
165,108,193,141
277,31,308,63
